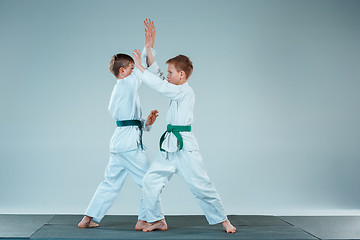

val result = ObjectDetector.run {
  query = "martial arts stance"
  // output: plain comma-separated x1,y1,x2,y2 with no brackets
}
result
132,19,237,233
78,38,159,230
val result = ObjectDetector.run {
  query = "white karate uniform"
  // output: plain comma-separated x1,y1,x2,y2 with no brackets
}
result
85,49,154,223
140,60,228,225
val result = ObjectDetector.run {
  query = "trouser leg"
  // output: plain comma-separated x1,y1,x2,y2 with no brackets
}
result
121,150,150,221
174,151,227,225
85,152,128,223
142,152,175,223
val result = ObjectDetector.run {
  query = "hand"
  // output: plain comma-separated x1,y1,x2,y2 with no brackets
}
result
144,18,156,48
132,49,145,72
132,49,142,66
144,29,152,49
145,110,159,127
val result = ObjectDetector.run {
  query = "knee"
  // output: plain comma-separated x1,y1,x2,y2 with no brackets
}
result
142,173,152,189
100,179,120,192
142,172,167,194
188,180,217,199
142,173,154,191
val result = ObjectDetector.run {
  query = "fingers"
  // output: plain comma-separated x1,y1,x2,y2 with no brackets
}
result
150,20,155,31
151,110,159,117
132,49,141,58
144,18,155,33
144,18,151,29
145,30,150,40
150,20,155,35
144,18,155,48
145,29,152,38
146,110,159,125
144,26,153,40
148,110,159,121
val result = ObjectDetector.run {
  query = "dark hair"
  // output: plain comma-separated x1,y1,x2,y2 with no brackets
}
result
109,53,134,78
166,55,193,79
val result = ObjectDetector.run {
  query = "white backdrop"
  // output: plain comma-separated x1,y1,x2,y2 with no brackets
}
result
1,0,360,216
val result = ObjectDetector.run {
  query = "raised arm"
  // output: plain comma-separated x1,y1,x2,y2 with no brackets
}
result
132,19,156,79
144,19,155,49
132,49,183,100
144,19,156,67
144,19,166,80
145,43,155,67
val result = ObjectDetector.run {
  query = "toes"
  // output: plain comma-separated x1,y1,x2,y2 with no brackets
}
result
78,222,88,228
226,228,236,233
89,222,99,228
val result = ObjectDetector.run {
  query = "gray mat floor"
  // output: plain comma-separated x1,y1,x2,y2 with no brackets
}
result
0,214,359,240
280,216,360,240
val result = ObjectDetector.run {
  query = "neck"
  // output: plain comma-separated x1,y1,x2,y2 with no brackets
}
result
180,79,188,85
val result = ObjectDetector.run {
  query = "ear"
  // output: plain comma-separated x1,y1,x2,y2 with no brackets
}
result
119,67,125,76
180,71,186,80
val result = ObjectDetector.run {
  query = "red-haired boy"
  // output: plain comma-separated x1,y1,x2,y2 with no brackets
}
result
132,19,236,233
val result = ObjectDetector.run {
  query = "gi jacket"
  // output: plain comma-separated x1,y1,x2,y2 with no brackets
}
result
142,60,200,152
108,50,151,152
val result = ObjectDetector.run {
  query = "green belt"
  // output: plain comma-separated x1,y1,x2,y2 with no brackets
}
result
159,124,191,151
116,120,143,150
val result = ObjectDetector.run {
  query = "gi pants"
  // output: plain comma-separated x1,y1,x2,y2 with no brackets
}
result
85,150,149,223
142,150,227,225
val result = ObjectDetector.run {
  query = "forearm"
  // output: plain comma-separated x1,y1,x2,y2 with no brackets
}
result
146,46,155,67
148,60,166,80
140,69,181,100
133,50,146,73
141,47,148,68
136,64,146,73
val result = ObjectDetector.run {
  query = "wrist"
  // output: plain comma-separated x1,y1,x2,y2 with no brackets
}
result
137,64,145,73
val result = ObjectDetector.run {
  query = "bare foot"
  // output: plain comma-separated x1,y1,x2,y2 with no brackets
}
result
222,219,236,233
135,220,147,230
142,219,168,232
78,215,99,228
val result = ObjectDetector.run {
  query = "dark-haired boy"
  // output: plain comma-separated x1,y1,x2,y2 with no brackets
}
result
78,41,159,230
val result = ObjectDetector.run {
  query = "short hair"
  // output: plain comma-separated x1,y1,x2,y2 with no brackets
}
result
109,53,134,78
166,55,193,79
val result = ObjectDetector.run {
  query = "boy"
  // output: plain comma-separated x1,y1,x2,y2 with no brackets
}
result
78,37,159,230
131,19,236,233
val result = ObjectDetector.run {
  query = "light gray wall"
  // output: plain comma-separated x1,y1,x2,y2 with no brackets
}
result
1,0,360,215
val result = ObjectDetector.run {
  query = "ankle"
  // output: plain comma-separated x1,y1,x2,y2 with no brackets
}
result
222,219,230,224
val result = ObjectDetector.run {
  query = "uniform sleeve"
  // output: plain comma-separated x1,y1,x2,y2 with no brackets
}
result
133,47,157,84
148,61,166,80
108,85,117,113
141,47,156,69
140,69,184,101
141,119,151,131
